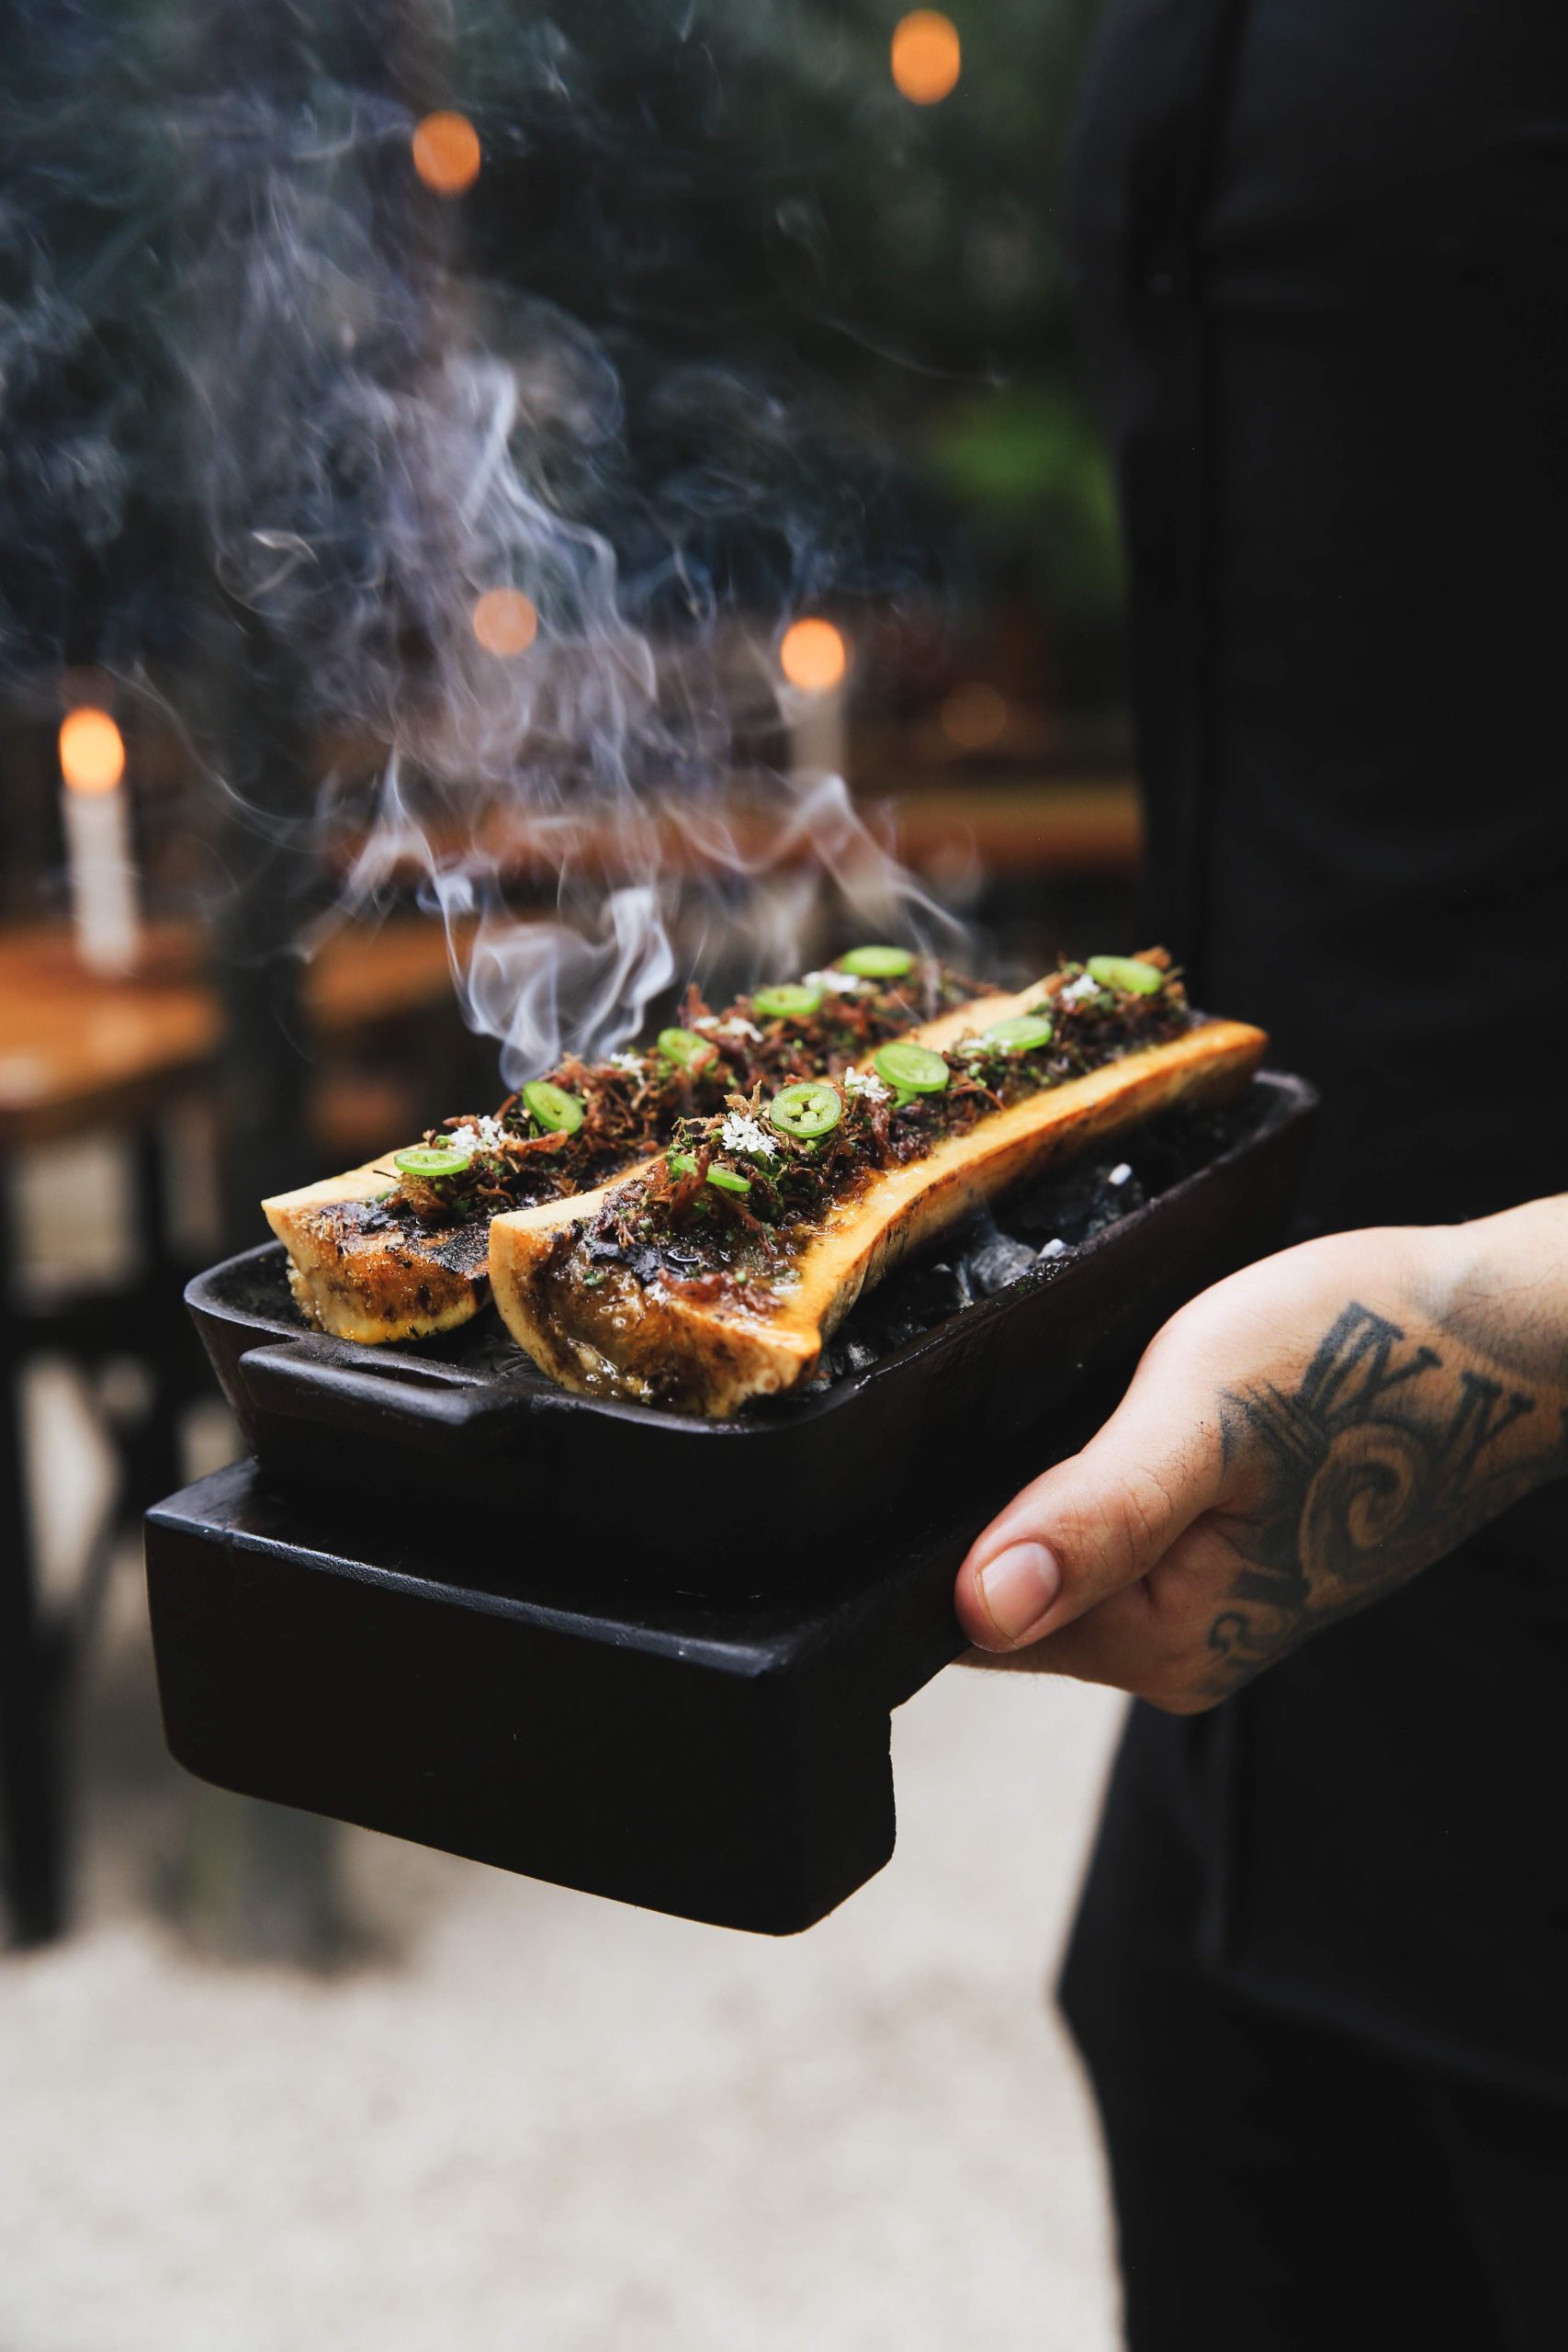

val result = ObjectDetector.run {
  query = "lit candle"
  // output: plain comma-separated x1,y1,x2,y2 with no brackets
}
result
60,707,139,975
780,617,851,783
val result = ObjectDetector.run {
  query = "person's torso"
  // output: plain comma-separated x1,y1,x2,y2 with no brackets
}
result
1065,0,1568,2087
1067,0,1568,1236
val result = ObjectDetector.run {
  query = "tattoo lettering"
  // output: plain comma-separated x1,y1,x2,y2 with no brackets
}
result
1202,1302,1568,1701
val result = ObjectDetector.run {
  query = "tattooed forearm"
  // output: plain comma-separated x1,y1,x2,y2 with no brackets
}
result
1201,1301,1568,1701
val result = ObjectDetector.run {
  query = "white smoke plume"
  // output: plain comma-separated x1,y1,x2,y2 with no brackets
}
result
5,3,970,1079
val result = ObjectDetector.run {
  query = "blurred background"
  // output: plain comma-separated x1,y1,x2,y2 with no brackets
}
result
2,3,1136,2343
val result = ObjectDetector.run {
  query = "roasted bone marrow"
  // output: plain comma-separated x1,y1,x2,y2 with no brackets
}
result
489,955,1269,1417
263,949,985,1343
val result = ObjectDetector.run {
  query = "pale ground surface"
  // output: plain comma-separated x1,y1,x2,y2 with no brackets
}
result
3,1142,1128,2352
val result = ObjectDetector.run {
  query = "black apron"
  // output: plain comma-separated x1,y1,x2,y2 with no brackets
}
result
1064,0,1568,2092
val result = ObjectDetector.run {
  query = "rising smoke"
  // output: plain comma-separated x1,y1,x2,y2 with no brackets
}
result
2,0,968,1080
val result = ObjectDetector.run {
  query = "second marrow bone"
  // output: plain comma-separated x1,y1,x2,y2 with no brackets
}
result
489,987,1268,1416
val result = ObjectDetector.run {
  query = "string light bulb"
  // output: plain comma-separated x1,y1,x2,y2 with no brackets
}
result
891,11,962,106
412,110,481,198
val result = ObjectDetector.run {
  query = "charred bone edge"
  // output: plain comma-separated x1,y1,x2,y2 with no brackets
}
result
490,1004,1269,1419
261,1152,487,1346
259,990,1022,1347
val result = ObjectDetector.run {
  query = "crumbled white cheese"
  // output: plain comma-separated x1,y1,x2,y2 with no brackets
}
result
720,1017,762,1042
842,1065,891,1102
609,1050,644,1074
803,967,871,995
1108,1162,1133,1186
1038,1238,1070,1260
719,1111,778,1159
447,1114,508,1157
956,1037,991,1058
692,1015,719,1030
1060,972,1101,1004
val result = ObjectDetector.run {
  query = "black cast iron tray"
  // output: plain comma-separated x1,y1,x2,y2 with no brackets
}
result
185,1071,1316,1595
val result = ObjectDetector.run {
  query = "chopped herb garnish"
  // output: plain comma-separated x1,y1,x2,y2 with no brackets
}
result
570,953,1190,1306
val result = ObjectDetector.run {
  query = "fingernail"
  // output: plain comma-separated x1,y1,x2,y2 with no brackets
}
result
976,1542,1060,1644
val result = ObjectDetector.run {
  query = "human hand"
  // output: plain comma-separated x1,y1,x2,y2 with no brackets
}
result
954,1207,1568,1710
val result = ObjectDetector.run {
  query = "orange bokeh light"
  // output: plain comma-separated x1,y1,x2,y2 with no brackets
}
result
891,10,962,105
780,617,849,695
59,707,126,797
472,588,539,657
412,110,481,198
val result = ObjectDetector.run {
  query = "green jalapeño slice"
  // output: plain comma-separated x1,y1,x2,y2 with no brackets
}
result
985,1013,1055,1055
522,1079,585,1135
839,944,914,980
658,1025,711,1070
752,982,826,1022
393,1145,472,1181
1086,955,1165,997
768,1080,843,1140
873,1040,950,1095
667,1150,751,1196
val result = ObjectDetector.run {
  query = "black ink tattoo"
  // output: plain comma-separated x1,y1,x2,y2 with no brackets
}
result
1202,1302,1568,1701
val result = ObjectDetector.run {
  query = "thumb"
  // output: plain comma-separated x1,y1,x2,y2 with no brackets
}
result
955,1364,1227,1652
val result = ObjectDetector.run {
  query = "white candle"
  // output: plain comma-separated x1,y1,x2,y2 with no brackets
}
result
785,682,849,784
779,617,852,783
60,707,139,976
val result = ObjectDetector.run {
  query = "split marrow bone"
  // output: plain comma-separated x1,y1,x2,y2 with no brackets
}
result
262,989,1021,1347
489,997,1268,1418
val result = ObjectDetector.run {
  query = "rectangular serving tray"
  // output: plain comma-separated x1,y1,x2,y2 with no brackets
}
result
144,1387,1137,1935
185,1071,1315,1595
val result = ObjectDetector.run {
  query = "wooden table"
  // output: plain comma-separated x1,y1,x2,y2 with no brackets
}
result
0,918,473,1148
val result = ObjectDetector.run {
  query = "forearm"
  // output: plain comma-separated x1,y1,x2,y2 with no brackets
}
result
954,1196,1568,1705
1424,1193,1568,1396
1197,1202,1568,1698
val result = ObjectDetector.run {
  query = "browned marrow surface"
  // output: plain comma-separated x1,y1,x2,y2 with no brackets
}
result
262,1154,495,1345
489,1002,1268,1418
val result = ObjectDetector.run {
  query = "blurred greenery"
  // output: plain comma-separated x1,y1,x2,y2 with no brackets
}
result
925,380,1124,623
0,0,1123,706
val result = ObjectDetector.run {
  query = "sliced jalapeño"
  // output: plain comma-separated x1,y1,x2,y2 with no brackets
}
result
984,1013,1055,1055
658,1026,711,1069
752,983,825,1022
768,1080,843,1140
1086,955,1165,997
522,1079,585,1134
393,1145,472,1180
873,1040,949,1095
839,944,914,980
